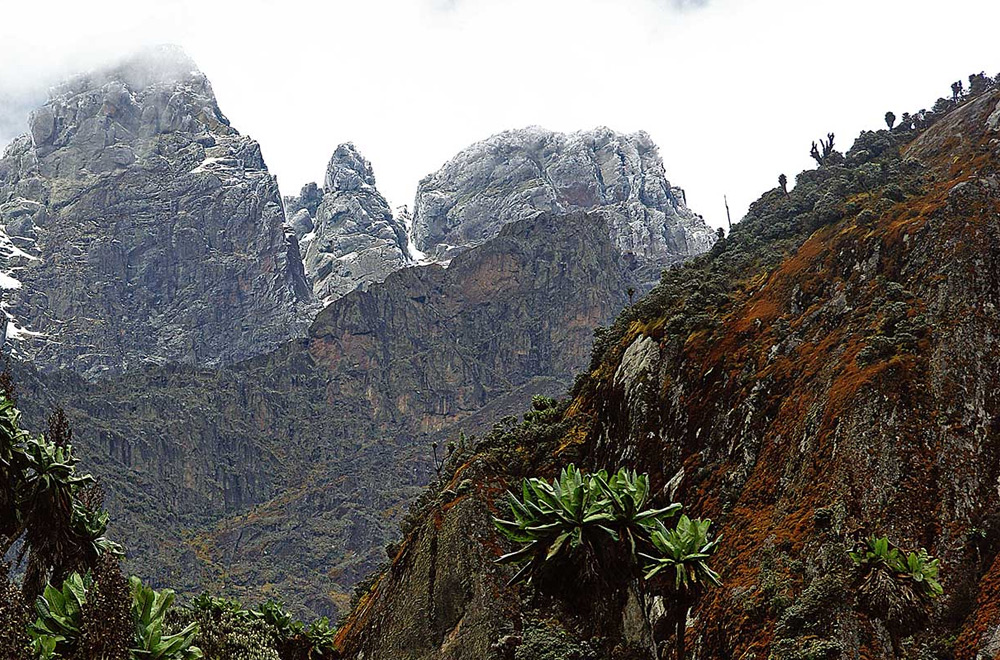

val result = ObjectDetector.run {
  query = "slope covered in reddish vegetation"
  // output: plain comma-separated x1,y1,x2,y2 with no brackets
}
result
334,85,1000,660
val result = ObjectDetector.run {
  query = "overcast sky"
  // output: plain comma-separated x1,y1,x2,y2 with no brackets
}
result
2,0,999,228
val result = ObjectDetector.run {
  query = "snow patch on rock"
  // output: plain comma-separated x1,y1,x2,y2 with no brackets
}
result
0,272,20,290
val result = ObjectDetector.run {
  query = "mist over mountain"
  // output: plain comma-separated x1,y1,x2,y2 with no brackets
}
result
0,90,42,154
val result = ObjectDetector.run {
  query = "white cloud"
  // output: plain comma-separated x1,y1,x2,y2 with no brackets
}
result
1,0,998,229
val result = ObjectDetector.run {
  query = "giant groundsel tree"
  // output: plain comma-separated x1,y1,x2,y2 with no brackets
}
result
494,464,721,659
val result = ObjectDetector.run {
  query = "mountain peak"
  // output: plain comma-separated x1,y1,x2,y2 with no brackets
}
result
28,44,232,153
0,49,309,377
324,142,377,192
49,44,207,100
411,125,716,283
286,143,410,305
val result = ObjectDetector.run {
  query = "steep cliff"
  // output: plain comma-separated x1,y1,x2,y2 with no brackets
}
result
0,45,311,378
12,208,637,618
333,87,1000,659
411,126,717,286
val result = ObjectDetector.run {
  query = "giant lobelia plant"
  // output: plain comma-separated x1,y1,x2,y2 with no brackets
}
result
0,392,121,601
641,515,722,660
849,535,942,654
495,464,721,659
493,464,680,586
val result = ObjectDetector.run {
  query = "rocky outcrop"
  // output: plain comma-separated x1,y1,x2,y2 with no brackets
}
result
283,181,323,235
0,45,311,378
289,144,411,305
411,126,717,285
334,88,1000,659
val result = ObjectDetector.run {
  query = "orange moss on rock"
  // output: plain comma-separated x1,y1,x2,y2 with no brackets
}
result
334,88,1000,659
568,91,1000,657
954,553,1000,659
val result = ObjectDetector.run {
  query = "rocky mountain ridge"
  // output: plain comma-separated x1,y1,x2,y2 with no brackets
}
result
285,125,719,307
0,46,719,620
0,47,717,378
411,126,718,286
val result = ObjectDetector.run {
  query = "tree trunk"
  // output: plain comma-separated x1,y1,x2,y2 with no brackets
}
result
0,523,24,558
889,632,901,659
633,581,659,660
675,608,687,660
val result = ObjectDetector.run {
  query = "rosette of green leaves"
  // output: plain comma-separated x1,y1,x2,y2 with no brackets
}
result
0,394,30,538
849,535,943,600
494,465,613,584
641,515,722,591
29,572,90,659
595,468,681,554
302,617,337,657
250,599,301,640
130,577,202,660
493,464,682,585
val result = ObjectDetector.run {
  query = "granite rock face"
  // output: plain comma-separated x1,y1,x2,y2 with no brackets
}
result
0,45,311,378
283,181,323,232
288,143,411,305
411,126,718,284
0,46,724,623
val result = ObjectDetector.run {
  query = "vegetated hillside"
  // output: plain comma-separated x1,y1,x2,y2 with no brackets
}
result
332,80,1000,659
12,209,636,618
